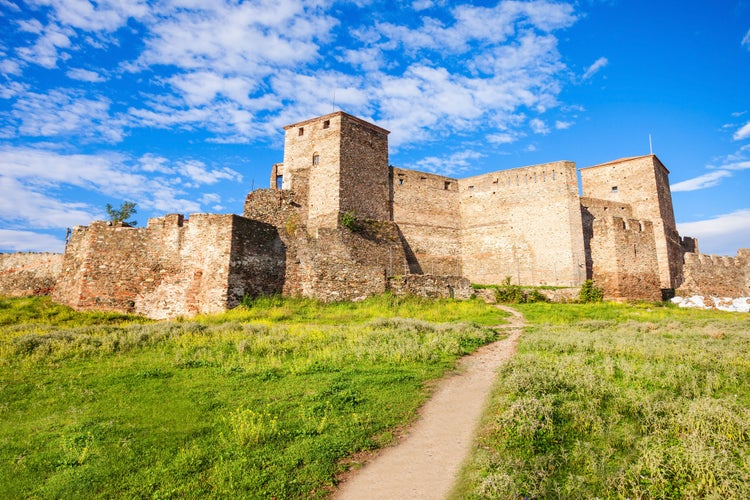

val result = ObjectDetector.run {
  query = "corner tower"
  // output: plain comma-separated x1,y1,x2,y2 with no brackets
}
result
579,155,682,289
275,111,390,230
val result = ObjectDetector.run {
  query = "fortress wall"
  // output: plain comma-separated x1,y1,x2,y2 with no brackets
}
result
581,198,661,300
295,221,408,302
390,167,462,275
54,214,288,319
0,252,62,296
339,114,390,222
580,155,682,288
678,249,750,297
388,275,473,299
459,161,586,286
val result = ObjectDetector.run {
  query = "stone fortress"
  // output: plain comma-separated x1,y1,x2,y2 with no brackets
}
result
2,111,748,318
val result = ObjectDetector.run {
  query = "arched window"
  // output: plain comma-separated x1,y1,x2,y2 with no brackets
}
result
312,153,320,165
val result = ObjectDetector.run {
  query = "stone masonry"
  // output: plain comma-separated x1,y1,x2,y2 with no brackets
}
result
7,111,745,318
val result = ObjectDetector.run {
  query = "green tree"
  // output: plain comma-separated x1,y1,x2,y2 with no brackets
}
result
105,201,137,226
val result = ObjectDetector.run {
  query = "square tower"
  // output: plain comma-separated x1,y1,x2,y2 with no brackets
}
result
579,155,682,289
278,112,390,229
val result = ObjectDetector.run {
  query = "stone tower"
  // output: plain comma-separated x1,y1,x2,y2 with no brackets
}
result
271,111,391,230
579,155,683,289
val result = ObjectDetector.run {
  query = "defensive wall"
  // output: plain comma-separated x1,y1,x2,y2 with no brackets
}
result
580,155,683,289
580,197,661,301
7,112,749,317
678,249,750,297
459,161,586,287
0,252,62,296
390,167,462,276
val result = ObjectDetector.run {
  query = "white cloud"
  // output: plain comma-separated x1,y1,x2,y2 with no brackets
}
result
488,132,517,144
733,121,750,141
555,120,572,130
582,56,608,80
529,118,549,134
0,229,65,253
412,149,484,176
671,170,733,192
16,21,73,69
66,67,105,82
677,209,750,256
11,89,125,142
0,146,242,229
742,29,750,50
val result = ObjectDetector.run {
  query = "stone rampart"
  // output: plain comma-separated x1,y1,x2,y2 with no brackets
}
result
580,197,661,301
388,275,473,299
459,161,586,287
0,252,62,296
390,167,462,276
678,249,749,297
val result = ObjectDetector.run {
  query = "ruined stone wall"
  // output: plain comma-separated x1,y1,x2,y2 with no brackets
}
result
580,197,661,301
459,161,586,287
678,249,750,297
0,252,62,296
390,167,462,276
54,214,287,318
580,155,682,289
388,275,473,299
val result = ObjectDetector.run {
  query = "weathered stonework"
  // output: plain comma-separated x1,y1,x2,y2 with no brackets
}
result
0,252,62,296
7,111,745,317
677,249,750,297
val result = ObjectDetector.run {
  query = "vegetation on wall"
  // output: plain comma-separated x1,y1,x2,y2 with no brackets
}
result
339,210,360,232
105,201,137,226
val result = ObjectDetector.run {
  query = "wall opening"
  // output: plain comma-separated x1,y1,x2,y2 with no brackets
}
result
298,127,304,136
323,120,330,129
312,153,320,165
611,186,618,193
444,181,451,190
275,175,283,190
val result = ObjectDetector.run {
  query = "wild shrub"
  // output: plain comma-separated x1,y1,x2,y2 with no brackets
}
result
339,210,360,232
578,279,604,303
493,277,549,304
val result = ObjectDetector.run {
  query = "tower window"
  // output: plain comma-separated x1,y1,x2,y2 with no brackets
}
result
612,186,618,193
398,178,404,185
312,154,320,165
298,127,304,136
275,175,283,190
444,181,451,190
323,120,330,129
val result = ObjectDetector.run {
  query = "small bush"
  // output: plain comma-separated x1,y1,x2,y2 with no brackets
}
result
494,277,549,304
579,279,604,303
339,210,360,232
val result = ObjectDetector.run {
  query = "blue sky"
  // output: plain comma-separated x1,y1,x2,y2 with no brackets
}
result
1,0,749,256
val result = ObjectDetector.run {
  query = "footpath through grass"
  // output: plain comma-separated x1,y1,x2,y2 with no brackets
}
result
0,295,506,499
455,301,750,499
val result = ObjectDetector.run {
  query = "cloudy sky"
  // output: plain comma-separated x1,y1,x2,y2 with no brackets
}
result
1,0,749,255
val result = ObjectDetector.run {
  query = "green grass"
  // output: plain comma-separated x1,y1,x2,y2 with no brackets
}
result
0,295,506,499
454,302,750,499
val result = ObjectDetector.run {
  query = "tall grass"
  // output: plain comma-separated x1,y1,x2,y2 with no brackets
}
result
454,302,750,499
0,295,505,499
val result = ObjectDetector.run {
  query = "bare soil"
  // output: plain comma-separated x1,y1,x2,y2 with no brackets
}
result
334,306,524,500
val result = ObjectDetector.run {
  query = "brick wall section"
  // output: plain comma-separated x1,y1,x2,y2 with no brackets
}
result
580,155,683,289
581,198,661,301
678,249,750,297
390,167,462,275
0,252,62,296
388,275,473,299
459,161,586,287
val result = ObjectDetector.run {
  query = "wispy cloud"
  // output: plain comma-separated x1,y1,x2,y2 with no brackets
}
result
66,68,105,82
412,149,484,176
742,29,750,50
582,56,608,80
0,229,65,253
671,170,733,192
734,121,750,141
677,209,750,256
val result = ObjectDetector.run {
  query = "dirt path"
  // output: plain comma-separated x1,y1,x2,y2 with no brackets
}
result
334,306,524,500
